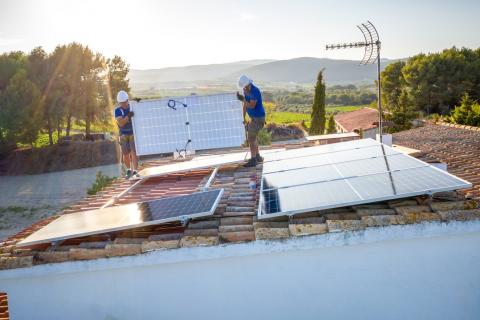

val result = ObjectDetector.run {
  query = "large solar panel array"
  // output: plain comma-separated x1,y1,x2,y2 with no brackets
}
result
18,189,224,247
130,93,245,156
258,139,472,219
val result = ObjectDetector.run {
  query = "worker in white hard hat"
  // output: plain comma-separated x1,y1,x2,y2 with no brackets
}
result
114,90,138,179
237,75,266,167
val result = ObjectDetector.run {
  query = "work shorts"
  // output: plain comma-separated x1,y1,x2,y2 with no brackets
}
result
247,117,265,140
120,135,136,154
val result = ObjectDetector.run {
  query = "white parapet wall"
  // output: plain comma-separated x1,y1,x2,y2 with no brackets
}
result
1,221,480,320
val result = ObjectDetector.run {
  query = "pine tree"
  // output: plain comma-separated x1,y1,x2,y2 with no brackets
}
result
309,69,326,135
326,113,336,134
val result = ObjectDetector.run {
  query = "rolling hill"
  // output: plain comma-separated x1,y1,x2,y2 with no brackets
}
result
128,57,396,93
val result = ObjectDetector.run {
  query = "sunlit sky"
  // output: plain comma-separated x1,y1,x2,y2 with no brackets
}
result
1,0,479,69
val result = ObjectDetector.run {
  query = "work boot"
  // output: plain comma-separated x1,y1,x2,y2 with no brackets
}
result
243,158,257,167
256,154,264,163
125,169,132,179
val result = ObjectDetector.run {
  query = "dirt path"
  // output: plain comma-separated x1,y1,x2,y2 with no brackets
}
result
0,163,121,240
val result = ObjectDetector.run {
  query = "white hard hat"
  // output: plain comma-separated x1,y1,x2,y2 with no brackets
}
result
238,75,252,89
117,90,129,103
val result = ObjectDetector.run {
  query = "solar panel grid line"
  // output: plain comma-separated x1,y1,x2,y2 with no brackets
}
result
329,154,365,201
262,150,405,175
261,163,430,192
261,151,432,191
261,144,389,172
262,138,380,163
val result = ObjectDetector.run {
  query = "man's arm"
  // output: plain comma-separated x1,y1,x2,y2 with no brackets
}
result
245,99,257,109
116,116,129,127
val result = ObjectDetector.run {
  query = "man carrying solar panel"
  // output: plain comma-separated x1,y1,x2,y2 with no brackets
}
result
237,75,266,167
115,90,139,179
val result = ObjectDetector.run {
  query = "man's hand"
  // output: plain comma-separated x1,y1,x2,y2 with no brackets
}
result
236,91,245,102
127,111,134,119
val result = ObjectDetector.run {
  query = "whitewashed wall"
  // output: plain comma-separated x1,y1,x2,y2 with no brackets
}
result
1,221,480,320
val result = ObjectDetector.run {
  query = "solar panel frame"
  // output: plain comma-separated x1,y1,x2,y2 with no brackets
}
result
131,93,245,156
258,139,472,219
17,189,224,247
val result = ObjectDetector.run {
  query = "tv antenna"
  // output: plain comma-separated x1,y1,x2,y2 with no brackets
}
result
326,21,384,142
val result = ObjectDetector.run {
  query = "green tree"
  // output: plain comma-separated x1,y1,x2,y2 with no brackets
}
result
385,90,418,132
381,61,406,111
107,55,130,103
450,93,480,126
326,113,336,134
0,70,42,147
0,52,26,149
310,70,326,135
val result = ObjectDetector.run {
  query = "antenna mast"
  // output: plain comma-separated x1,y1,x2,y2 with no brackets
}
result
326,21,383,142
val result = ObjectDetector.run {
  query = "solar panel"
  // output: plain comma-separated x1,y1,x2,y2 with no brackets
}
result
258,139,472,219
138,148,285,179
17,189,224,247
130,93,245,156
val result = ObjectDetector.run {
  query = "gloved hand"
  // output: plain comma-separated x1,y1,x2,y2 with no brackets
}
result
127,111,134,118
236,91,245,102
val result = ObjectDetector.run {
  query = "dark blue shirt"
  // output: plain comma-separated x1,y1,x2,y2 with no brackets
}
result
114,105,133,136
244,84,266,118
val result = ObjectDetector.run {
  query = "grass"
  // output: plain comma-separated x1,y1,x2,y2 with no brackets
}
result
326,105,363,113
270,112,311,124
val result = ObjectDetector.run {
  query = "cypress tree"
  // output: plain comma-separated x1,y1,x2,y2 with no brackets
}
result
310,70,326,134
326,113,336,134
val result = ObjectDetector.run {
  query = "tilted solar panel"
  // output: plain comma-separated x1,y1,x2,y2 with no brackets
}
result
258,139,472,219
17,189,224,247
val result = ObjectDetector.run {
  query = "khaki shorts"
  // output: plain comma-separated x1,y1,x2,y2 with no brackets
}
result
247,117,265,140
120,135,136,154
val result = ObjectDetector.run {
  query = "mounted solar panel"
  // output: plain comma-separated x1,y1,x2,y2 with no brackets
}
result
138,148,285,179
258,139,472,219
17,189,224,247
130,93,245,156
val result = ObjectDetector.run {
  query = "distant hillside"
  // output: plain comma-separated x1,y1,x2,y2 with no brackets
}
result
224,57,395,84
129,59,275,87
128,57,396,93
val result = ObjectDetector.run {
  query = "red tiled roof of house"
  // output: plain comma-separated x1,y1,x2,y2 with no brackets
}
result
334,107,379,132
0,134,479,271
0,292,8,320
393,122,480,200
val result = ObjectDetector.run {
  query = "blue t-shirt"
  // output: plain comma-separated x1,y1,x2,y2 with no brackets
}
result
244,84,266,118
114,105,133,136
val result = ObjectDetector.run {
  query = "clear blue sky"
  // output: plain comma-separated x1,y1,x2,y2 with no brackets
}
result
1,0,479,69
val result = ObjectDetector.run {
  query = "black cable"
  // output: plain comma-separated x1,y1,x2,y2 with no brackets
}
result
167,99,188,110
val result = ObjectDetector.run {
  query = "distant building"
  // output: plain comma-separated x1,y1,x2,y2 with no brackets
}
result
334,107,379,139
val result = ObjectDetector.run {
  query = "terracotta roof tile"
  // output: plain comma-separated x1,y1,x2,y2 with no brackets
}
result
393,122,480,200
334,107,379,132
1,134,479,271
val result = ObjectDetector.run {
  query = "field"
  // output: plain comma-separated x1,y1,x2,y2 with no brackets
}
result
270,112,311,124
269,105,363,126
326,105,363,113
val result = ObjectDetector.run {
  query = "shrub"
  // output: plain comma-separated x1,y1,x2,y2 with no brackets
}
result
87,171,115,195
256,128,272,145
